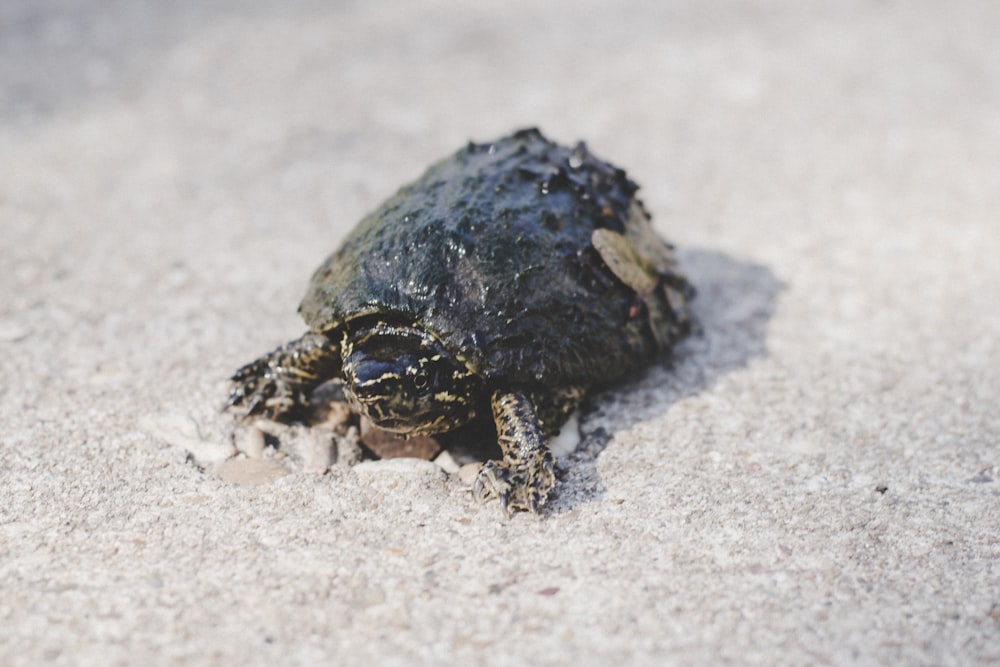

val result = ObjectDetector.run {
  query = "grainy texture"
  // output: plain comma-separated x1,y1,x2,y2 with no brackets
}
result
2,1,999,665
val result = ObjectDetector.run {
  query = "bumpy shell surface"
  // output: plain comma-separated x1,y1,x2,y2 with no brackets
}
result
299,128,691,387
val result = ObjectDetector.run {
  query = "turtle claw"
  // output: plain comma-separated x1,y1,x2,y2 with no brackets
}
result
225,333,340,423
472,460,511,515
475,389,557,515
472,456,555,515
225,358,300,421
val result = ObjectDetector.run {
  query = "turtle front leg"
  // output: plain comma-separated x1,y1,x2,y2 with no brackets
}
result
225,332,341,422
473,389,556,515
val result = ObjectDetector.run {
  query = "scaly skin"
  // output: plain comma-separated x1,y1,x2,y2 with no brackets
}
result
473,389,556,515
226,332,340,421
229,329,572,515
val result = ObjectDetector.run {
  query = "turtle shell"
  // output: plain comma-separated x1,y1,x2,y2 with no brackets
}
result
299,128,691,388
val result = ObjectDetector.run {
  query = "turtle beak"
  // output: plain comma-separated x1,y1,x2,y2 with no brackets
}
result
340,351,416,431
348,357,400,389
341,355,390,409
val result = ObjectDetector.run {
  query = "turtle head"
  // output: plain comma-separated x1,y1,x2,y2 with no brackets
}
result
340,322,479,435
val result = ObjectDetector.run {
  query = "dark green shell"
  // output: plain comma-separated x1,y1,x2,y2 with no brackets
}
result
299,128,692,388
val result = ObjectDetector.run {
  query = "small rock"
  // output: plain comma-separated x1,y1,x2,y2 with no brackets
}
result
303,427,336,472
548,411,581,458
235,425,267,459
433,450,460,474
214,458,290,485
360,416,441,460
458,462,483,487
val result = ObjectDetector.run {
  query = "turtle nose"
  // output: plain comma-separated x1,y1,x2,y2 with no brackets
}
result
341,354,407,430
350,358,398,387
342,349,395,389
340,375,382,422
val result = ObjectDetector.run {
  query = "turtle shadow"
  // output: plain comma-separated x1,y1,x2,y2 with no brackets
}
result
550,247,785,513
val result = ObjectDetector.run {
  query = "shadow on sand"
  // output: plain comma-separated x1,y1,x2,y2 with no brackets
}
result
550,247,785,512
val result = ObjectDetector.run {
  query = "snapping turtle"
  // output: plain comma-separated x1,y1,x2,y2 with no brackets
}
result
226,128,693,513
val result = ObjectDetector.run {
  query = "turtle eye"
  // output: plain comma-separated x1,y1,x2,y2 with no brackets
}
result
413,368,431,392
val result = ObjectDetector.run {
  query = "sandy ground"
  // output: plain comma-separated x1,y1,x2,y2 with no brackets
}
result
2,1,999,664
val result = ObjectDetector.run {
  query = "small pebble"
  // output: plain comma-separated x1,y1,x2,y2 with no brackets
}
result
235,425,266,459
433,450,460,474
214,458,290,485
548,411,581,459
360,416,441,460
458,462,483,487
303,428,336,472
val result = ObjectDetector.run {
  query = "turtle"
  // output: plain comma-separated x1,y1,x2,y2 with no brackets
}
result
225,128,693,514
